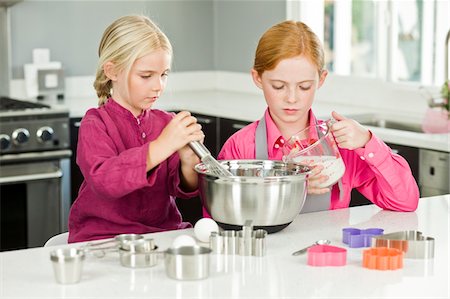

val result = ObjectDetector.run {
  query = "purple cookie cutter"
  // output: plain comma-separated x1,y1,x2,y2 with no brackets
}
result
342,227,384,248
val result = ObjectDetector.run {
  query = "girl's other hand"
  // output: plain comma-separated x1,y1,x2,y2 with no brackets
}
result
330,111,371,150
306,164,331,195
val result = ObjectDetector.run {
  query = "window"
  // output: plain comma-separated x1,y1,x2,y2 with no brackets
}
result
287,0,449,86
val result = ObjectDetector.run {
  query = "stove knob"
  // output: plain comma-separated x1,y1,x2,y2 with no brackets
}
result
0,134,11,150
12,128,30,145
37,126,54,143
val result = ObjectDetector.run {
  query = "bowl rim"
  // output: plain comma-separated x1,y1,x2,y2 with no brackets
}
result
194,159,311,180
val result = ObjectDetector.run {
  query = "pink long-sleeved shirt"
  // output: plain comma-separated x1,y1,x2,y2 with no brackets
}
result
68,99,197,243
218,109,419,212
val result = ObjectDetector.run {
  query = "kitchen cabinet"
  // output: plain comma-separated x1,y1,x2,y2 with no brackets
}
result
350,142,420,206
70,117,83,204
193,114,219,157
218,117,251,152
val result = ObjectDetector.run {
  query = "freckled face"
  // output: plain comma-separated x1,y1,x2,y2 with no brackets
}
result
112,49,171,117
252,55,327,134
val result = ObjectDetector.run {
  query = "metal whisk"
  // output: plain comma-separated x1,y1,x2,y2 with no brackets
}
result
189,141,233,176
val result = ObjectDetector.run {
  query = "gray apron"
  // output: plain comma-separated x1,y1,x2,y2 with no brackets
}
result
255,116,331,213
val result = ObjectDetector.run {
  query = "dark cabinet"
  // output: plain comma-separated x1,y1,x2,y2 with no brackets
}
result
69,117,84,204
218,117,251,153
194,114,219,158
350,142,419,207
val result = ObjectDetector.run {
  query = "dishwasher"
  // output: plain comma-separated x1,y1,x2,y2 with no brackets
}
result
419,149,450,196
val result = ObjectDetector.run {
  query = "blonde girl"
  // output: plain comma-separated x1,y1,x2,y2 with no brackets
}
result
69,15,203,242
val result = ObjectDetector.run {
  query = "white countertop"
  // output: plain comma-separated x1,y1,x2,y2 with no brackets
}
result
63,90,449,152
1,194,448,298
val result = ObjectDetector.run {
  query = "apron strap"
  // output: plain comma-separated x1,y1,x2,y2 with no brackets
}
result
255,116,268,159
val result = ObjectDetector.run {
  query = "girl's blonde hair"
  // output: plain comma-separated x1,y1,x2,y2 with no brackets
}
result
253,20,324,76
94,15,173,106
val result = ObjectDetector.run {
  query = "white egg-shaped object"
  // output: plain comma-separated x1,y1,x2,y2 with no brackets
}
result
194,218,219,243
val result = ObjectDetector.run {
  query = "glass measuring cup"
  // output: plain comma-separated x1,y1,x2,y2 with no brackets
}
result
282,121,345,188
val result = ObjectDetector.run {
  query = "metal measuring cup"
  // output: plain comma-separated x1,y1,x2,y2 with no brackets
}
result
118,238,160,268
81,233,144,257
50,248,85,284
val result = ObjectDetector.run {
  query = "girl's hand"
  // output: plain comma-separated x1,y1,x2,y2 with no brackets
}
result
147,111,204,172
177,143,201,166
306,164,331,195
159,111,204,153
330,111,371,150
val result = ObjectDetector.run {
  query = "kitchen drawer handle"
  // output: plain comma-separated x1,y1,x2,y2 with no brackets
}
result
0,170,63,184
232,124,246,130
196,117,213,124
0,149,72,163
74,121,81,127
391,149,399,154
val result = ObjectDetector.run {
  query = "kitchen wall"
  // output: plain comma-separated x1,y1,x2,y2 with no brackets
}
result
9,0,286,79
214,0,285,72
9,0,215,78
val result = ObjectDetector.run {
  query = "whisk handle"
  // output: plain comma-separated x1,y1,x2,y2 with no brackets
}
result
188,141,211,159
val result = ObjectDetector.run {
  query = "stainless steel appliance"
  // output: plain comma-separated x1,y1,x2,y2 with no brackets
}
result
0,96,71,251
419,149,450,196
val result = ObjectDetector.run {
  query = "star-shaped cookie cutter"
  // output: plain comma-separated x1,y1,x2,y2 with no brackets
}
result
372,230,435,259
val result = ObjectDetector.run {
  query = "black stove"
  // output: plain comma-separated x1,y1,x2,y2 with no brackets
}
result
0,96,50,111
0,97,70,154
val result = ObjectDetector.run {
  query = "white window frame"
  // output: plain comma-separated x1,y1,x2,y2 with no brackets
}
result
287,0,449,87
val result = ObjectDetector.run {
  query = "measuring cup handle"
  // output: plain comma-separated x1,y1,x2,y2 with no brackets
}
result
326,118,337,128
292,245,312,256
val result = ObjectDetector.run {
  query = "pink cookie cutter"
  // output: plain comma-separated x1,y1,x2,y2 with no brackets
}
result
362,247,403,270
307,245,347,267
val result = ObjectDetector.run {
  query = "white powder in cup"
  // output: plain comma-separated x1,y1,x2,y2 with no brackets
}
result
293,155,345,188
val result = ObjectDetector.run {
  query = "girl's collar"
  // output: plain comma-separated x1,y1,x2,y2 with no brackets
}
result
105,98,149,120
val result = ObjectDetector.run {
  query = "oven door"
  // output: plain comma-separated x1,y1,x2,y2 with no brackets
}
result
0,150,71,251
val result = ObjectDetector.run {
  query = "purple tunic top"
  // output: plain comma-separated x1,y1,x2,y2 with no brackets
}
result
68,99,197,243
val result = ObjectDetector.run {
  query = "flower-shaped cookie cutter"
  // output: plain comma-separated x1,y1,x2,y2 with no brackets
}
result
342,227,384,248
362,247,403,270
307,245,347,267
372,230,435,259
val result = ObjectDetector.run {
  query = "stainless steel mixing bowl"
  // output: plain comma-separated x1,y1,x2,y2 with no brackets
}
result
194,160,310,233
